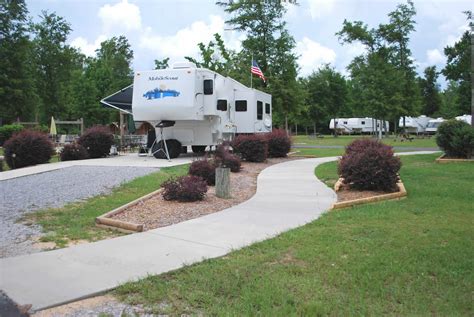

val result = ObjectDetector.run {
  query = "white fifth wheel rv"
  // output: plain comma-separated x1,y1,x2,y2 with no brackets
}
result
101,62,272,159
425,118,445,134
329,118,389,134
398,115,432,134
455,114,472,125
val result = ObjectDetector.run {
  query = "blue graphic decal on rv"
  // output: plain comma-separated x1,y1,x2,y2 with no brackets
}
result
143,88,180,100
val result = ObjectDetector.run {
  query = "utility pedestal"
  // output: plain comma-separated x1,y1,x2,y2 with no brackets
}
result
216,167,231,199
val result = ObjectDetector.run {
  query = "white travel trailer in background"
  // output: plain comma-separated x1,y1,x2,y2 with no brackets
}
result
329,117,389,134
455,114,472,125
102,62,272,159
425,118,445,134
398,115,432,134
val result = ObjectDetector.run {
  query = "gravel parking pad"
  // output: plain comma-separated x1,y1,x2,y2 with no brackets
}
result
0,165,159,258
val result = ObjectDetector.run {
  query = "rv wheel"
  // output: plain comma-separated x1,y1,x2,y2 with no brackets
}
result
191,145,206,154
152,139,182,159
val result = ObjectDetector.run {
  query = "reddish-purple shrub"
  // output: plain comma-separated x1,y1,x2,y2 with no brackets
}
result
214,143,241,172
338,139,401,191
344,138,381,155
266,129,291,157
189,159,216,185
4,130,54,169
78,126,114,158
161,175,208,202
60,143,89,161
232,134,268,162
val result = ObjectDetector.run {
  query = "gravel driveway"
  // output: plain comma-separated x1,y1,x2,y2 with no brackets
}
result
0,165,159,258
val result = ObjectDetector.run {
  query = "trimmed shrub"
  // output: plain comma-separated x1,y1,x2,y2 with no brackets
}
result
189,159,216,185
0,124,24,146
232,134,268,162
4,130,54,169
214,143,241,172
344,138,383,155
78,126,114,158
266,129,291,157
60,143,89,161
161,175,208,202
338,139,401,191
436,120,474,159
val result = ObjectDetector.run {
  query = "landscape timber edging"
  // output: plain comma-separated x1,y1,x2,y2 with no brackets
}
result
331,177,407,210
435,154,474,163
95,188,163,233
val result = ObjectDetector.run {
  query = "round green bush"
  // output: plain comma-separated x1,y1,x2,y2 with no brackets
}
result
436,120,474,159
0,124,24,146
338,139,401,192
4,130,54,169
78,126,114,158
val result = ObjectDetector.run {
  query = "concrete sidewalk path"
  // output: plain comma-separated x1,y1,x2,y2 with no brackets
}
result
0,152,437,311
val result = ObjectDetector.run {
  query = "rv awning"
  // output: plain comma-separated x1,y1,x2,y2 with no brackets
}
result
100,84,133,114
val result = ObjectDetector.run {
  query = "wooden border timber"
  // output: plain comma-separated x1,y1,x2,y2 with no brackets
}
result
331,178,407,210
95,188,163,232
435,154,474,163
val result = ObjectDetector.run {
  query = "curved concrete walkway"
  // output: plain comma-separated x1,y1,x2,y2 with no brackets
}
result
0,152,437,311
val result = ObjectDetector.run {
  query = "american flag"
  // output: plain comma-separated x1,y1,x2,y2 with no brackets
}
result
251,60,266,82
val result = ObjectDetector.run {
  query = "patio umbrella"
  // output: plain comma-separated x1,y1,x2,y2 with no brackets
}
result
50,116,57,136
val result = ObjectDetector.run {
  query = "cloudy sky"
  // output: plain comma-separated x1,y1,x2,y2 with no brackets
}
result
27,0,473,84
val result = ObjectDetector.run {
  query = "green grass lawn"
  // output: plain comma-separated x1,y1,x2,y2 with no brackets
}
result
27,164,189,247
115,154,473,315
293,134,438,148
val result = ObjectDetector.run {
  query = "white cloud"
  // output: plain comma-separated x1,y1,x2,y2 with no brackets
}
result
139,15,240,62
307,0,336,19
98,0,142,34
426,48,445,65
296,37,336,76
70,35,107,56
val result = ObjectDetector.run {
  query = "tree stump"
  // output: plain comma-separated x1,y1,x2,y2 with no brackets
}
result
216,167,231,199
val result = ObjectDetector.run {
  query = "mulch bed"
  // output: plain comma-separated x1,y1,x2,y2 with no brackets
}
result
110,157,298,231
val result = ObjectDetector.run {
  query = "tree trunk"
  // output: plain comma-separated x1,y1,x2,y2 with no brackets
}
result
333,117,338,137
313,122,316,135
295,123,298,136
216,167,231,199
285,114,289,136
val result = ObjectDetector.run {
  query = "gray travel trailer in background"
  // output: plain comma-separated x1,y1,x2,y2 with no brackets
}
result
102,62,272,159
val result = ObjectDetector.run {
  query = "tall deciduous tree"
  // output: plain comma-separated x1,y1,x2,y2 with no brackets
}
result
154,57,169,70
419,66,442,116
304,65,348,136
31,11,82,122
73,36,133,126
217,0,302,130
337,0,421,132
442,11,472,116
185,33,235,76
0,0,37,123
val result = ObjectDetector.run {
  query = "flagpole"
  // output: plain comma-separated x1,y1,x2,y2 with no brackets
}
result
250,53,253,89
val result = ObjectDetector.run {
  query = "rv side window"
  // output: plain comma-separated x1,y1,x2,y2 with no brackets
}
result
361,121,365,125
265,103,270,114
343,121,348,124
217,99,227,111
235,100,247,112
257,101,263,120
203,79,213,95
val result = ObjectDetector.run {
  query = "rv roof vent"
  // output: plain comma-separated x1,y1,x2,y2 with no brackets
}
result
172,62,197,69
